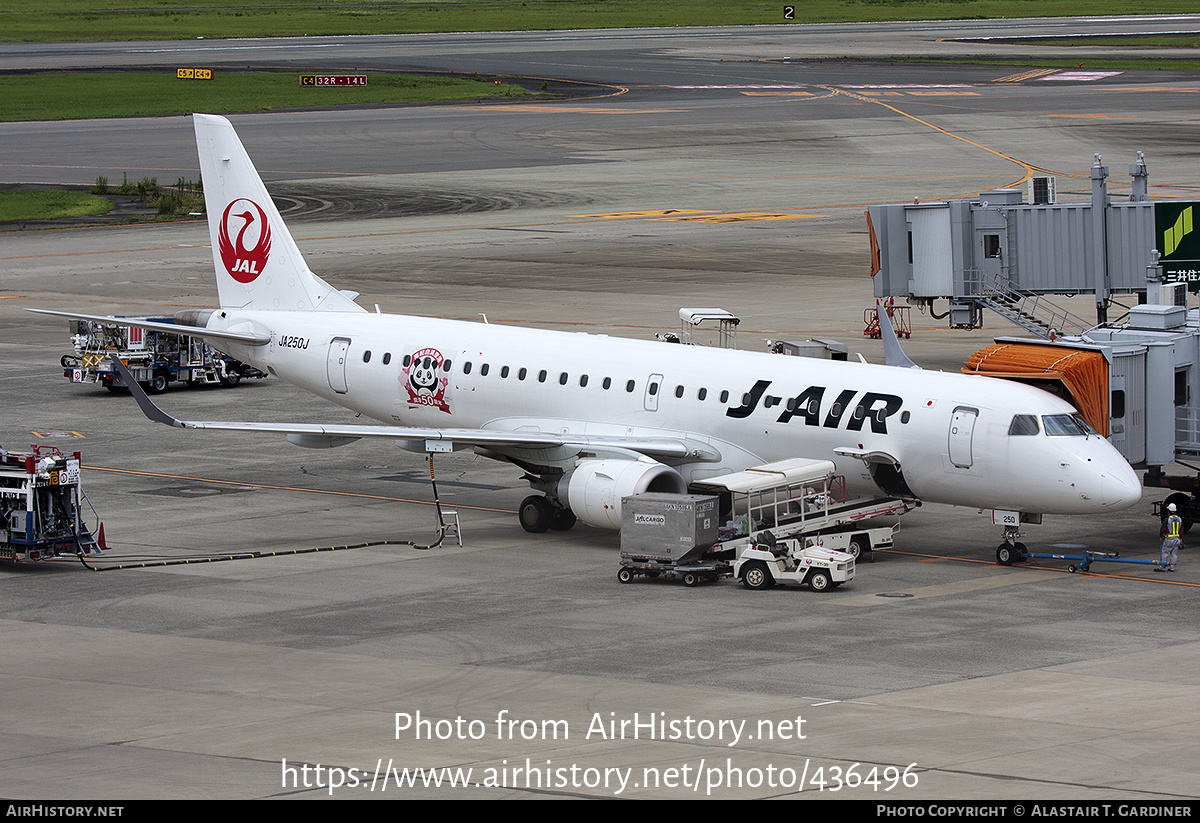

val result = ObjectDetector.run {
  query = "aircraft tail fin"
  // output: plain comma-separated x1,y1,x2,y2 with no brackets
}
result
193,113,364,313
877,306,919,369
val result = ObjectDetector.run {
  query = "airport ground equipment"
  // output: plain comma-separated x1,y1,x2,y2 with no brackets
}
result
867,152,1188,330
690,458,912,561
0,445,102,562
61,317,264,393
863,301,911,340
618,493,726,585
995,543,1161,573
733,531,856,591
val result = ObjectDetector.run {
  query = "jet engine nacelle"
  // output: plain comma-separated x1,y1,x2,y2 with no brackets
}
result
558,458,687,530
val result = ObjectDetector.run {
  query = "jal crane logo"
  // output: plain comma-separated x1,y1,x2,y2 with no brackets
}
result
218,199,272,283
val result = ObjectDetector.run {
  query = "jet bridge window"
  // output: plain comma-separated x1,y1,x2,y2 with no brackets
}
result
1008,414,1039,436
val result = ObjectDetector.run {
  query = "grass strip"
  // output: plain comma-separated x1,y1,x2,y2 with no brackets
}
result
4,1,1200,42
0,189,114,221
0,71,535,122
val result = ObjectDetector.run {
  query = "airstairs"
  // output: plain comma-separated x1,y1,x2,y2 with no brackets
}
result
974,273,1093,339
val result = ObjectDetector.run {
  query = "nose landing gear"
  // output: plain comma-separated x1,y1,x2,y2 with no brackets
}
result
995,526,1028,566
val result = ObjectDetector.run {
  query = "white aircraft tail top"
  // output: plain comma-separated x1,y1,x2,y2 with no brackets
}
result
194,113,364,314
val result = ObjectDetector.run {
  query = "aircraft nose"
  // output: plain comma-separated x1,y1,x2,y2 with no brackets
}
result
1100,460,1142,510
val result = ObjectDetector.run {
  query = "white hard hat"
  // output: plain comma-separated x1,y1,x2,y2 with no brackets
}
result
1168,503,1177,513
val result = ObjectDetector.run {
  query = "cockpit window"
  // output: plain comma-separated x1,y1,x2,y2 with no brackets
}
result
1008,414,1040,436
1042,413,1095,437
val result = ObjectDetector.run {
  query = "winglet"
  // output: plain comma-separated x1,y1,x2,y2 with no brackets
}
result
110,356,185,428
877,306,919,369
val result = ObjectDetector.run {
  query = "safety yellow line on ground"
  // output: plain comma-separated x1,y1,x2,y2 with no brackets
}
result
661,212,824,223
84,465,516,515
31,431,84,439
822,85,1053,188
573,209,713,219
884,548,1200,587
994,68,1061,83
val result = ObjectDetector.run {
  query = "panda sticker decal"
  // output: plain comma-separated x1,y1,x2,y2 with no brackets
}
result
403,347,451,413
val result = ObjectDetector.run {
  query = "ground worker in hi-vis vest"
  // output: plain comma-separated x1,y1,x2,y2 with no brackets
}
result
1158,503,1182,572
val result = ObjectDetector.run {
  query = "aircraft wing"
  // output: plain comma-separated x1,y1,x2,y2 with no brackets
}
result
26,308,269,346
111,358,720,461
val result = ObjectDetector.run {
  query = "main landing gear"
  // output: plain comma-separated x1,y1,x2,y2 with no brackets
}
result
518,495,576,533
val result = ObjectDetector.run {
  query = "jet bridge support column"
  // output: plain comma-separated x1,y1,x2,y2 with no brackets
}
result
1091,155,1111,325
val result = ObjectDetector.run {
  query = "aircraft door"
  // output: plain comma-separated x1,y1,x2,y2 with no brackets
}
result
327,337,350,394
948,406,978,468
644,374,663,412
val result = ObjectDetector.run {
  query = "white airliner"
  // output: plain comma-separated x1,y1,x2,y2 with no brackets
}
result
34,114,1141,548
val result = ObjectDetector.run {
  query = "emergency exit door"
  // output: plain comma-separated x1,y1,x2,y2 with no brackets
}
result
327,337,350,394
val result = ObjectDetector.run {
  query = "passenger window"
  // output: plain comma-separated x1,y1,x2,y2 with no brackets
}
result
538,370,548,383
626,380,635,393
603,377,612,390
579,375,588,387
362,351,372,363
443,360,452,372
1008,415,1039,436
675,385,684,398
403,354,412,367
382,353,391,365
518,367,527,381
500,365,509,378
463,361,472,375
649,382,659,396
720,390,729,403
559,372,569,385
698,388,707,401
480,363,489,376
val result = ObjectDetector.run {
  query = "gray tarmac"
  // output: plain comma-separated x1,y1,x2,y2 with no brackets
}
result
1,19,1198,800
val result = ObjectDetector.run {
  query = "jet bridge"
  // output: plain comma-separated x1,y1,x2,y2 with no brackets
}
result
867,152,1198,333
963,298,1200,525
